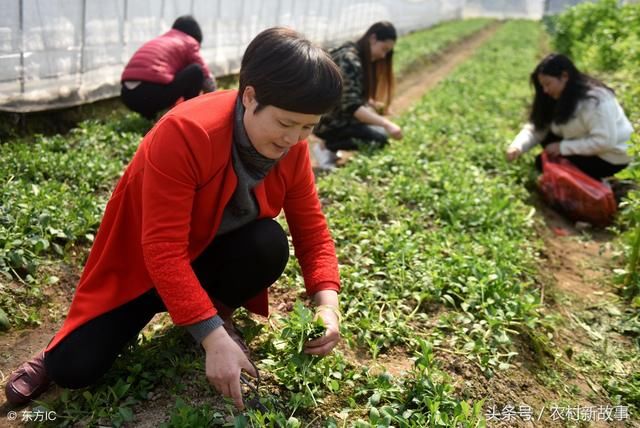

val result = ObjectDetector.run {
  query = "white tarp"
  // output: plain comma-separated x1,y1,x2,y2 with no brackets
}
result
0,0,574,112
463,0,544,18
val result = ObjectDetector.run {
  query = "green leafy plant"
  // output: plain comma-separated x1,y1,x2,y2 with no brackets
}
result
262,301,332,412
160,398,226,427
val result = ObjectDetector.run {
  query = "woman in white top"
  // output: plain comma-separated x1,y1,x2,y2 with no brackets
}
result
507,53,633,180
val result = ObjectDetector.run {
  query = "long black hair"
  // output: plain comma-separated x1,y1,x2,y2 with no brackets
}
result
356,21,397,109
529,53,612,129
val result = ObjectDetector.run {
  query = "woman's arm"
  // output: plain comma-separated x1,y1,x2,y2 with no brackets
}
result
334,47,402,139
354,105,403,139
185,37,216,93
282,144,340,297
559,97,618,156
282,144,342,354
507,123,547,161
141,115,217,325
141,114,253,409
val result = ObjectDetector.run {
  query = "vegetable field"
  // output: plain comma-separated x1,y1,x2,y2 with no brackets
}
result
1,4,639,427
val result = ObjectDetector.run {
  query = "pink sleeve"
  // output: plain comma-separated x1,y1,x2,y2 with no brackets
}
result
186,39,213,79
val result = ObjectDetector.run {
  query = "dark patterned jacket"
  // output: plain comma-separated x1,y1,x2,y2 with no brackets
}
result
314,42,366,136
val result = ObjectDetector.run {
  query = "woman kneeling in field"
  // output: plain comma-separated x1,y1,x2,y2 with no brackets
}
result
312,21,403,170
506,53,633,180
6,27,343,411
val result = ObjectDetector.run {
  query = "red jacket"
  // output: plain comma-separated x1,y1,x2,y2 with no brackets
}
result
121,29,213,84
46,90,340,351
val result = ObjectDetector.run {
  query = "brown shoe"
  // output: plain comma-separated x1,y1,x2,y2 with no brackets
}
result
222,320,251,359
5,351,52,406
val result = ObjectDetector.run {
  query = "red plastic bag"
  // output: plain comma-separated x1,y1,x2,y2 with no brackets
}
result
538,152,617,227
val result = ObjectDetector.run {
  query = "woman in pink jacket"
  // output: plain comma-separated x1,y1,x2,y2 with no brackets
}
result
120,15,217,119
6,27,342,411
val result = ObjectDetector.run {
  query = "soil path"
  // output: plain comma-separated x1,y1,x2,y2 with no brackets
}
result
391,22,500,115
0,268,78,392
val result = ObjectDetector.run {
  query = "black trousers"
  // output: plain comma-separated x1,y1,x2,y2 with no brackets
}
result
44,219,289,389
536,154,627,180
535,133,628,180
317,123,388,152
120,63,205,120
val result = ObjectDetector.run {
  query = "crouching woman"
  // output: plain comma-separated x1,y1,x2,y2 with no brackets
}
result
507,53,633,180
5,27,343,411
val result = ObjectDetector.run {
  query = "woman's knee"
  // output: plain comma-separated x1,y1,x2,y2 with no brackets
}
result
180,63,205,85
365,126,389,147
250,219,289,274
45,347,111,389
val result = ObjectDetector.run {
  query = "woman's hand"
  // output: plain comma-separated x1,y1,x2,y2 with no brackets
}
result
544,142,561,156
304,306,341,356
354,106,400,137
384,121,403,140
201,327,257,410
305,290,341,356
506,146,522,162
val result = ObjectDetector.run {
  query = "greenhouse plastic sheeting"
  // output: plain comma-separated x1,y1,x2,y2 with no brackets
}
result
463,0,544,18
0,0,579,112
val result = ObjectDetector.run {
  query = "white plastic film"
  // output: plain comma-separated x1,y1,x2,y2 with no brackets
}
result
0,0,587,112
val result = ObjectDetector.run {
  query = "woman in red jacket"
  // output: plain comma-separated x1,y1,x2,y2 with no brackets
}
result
6,27,343,411
120,15,217,119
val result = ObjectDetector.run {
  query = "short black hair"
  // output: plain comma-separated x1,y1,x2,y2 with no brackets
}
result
172,15,203,44
239,27,343,115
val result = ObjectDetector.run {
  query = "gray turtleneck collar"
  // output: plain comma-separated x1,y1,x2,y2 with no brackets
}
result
215,97,278,236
